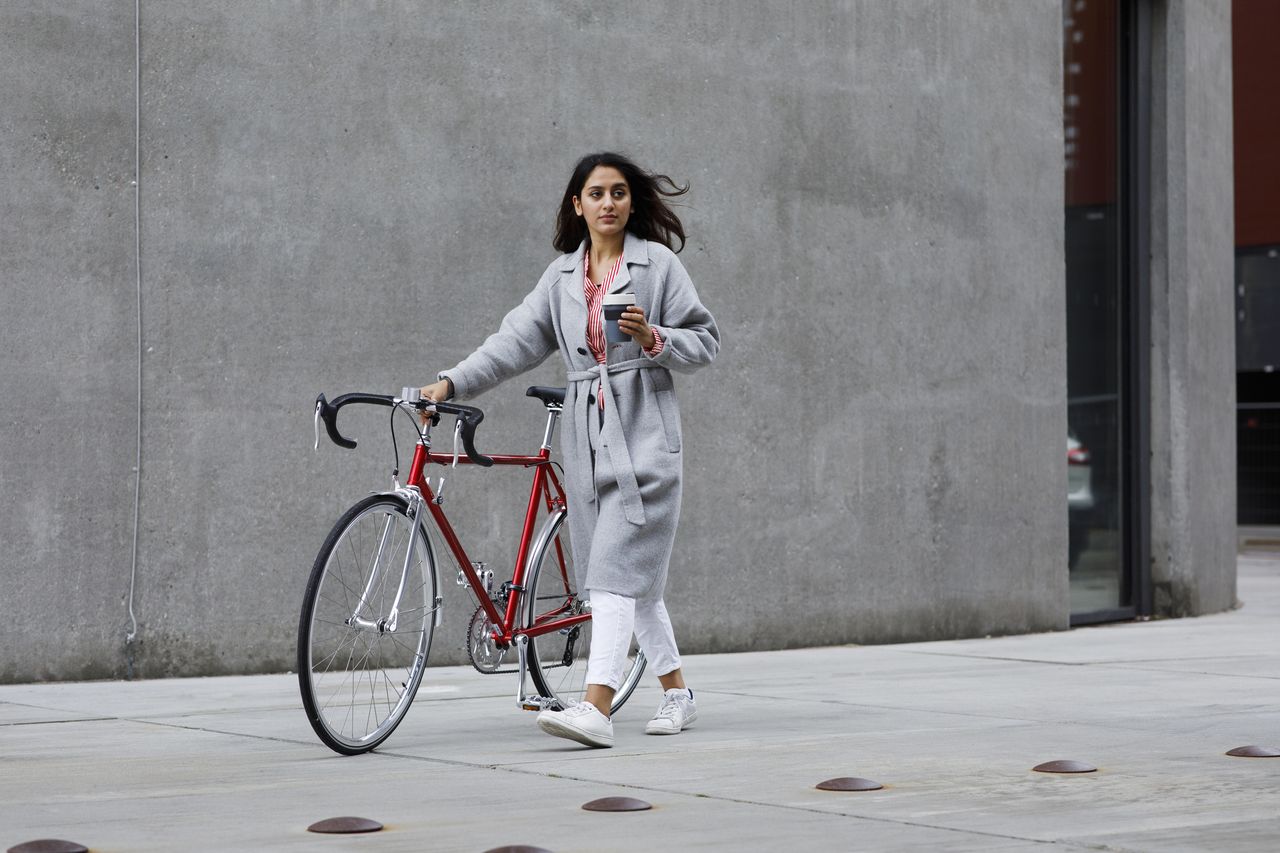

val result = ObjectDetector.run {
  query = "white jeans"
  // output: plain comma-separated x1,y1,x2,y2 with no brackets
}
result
585,589,682,690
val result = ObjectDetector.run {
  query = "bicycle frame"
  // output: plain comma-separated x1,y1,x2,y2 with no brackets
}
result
402,407,590,650
303,389,643,751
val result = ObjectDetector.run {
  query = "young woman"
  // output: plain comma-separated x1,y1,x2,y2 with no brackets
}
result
418,152,719,748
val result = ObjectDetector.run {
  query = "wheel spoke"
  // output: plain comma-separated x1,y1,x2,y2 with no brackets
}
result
524,513,645,715
300,497,436,753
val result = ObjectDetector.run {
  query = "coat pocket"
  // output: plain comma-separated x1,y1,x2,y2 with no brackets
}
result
643,368,682,453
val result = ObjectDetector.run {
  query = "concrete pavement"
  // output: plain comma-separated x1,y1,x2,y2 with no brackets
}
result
3,548,1278,852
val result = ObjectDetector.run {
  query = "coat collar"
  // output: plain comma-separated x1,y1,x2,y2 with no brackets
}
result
621,231,651,267
559,232,651,303
558,232,651,272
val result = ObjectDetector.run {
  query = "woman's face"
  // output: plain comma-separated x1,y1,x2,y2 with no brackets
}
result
573,166,631,244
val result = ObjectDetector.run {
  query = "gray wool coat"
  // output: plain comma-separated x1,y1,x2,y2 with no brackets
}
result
440,232,719,599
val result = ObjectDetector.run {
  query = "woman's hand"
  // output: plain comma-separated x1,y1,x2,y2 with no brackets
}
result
618,305,656,351
418,378,452,425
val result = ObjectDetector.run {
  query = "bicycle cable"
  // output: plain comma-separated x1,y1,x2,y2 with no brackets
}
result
389,400,428,480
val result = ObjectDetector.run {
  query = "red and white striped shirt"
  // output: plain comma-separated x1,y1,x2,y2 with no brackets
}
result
584,252,624,364
583,251,665,410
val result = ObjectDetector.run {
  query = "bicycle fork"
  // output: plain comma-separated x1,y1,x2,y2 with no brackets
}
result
348,489,436,635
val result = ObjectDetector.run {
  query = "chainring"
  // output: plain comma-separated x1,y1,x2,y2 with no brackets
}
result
466,604,514,674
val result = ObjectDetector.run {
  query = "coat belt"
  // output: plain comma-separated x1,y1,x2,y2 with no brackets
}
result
566,357,664,526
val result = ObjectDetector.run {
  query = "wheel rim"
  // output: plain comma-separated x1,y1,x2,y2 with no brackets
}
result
526,514,644,712
305,501,435,750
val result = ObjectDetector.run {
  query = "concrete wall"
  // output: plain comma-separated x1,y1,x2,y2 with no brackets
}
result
5,0,1077,682
2,4,140,680
1148,0,1238,615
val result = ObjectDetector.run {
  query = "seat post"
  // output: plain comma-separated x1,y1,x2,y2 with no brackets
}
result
541,407,562,451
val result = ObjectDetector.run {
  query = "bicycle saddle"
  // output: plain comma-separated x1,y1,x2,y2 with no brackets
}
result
526,386,566,406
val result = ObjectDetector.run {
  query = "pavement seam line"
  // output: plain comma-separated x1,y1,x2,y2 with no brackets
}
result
0,716,117,727
117,717,508,768
905,650,1280,673
694,688,1055,725
1102,664,1280,680
23,699,1265,750
373,752,1103,849
99,718,1103,848
678,690,1276,737
903,651,1095,665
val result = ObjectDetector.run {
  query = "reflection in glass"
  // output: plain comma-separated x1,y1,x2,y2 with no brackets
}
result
1063,0,1126,614
1237,252,1280,525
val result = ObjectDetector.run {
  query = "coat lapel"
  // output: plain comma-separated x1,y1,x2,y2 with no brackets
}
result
561,242,587,307
610,232,650,294
563,233,649,301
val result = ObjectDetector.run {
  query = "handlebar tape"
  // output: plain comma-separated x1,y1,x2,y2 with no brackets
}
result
314,392,494,467
432,401,494,467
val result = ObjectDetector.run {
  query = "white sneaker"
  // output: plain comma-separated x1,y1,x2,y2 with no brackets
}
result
645,688,697,735
537,701,614,748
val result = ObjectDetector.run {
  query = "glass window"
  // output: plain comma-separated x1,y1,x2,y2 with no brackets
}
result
1063,0,1128,615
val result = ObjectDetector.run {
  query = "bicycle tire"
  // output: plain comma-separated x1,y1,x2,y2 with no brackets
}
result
298,493,438,754
525,510,646,713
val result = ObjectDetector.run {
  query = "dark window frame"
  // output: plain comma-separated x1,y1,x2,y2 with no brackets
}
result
1070,0,1152,625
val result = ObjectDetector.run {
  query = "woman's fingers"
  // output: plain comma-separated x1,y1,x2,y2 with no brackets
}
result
619,307,646,331
418,378,448,424
618,307,655,349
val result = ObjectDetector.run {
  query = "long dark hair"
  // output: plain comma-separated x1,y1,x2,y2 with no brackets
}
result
553,152,689,254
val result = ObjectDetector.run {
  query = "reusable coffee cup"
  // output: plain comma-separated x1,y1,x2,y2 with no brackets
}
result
603,292,636,344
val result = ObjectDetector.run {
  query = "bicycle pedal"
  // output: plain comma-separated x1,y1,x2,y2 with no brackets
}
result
519,694,552,711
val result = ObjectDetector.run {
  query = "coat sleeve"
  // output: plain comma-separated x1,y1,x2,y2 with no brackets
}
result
439,265,559,400
646,251,720,373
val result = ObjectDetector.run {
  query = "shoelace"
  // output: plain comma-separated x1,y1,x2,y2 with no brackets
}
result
654,696,683,721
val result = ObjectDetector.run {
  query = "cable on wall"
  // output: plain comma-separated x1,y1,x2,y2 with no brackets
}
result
125,0,143,673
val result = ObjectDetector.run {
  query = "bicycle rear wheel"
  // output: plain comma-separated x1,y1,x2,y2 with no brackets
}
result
525,510,645,713
298,494,438,754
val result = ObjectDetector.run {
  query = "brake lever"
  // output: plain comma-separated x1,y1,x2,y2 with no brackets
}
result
313,400,322,452
433,419,463,505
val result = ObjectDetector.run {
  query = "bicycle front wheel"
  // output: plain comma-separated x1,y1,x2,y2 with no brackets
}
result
298,494,438,754
525,510,646,713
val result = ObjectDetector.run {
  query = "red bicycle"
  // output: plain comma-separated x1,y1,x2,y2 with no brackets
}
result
299,386,645,755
